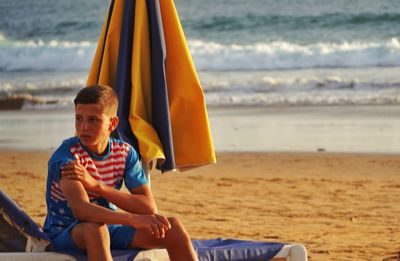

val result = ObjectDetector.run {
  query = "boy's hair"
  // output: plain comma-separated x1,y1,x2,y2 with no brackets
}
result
74,85,119,116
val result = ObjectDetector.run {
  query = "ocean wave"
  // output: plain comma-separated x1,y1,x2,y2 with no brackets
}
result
3,67,400,109
0,36,96,72
189,38,400,71
199,67,400,106
0,94,70,110
4,88,400,110
2,35,400,72
205,89,400,107
202,76,400,94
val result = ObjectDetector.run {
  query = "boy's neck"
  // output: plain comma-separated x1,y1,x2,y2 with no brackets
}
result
83,139,110,157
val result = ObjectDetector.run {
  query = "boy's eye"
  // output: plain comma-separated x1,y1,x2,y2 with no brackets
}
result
75,116,100,124
88,117,100,123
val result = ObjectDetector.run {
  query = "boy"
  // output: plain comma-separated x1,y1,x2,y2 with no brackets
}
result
44,85,198,261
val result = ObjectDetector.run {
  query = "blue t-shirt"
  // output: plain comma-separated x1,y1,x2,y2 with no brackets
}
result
43,137,147,238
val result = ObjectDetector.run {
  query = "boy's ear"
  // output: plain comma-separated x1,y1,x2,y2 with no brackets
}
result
109,116,119,132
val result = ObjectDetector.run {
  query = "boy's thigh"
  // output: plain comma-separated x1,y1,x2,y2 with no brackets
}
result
51,222,85,254
51,223,136,254
108,224,136,249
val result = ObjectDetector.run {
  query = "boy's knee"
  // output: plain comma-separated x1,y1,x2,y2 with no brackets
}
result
167,217,191,242
81,222,106,232
168,217,183,228
71,222,109,249
74,222,108,240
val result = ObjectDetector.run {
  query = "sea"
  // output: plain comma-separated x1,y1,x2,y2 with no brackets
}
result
2,0,400,108
2,0,400,152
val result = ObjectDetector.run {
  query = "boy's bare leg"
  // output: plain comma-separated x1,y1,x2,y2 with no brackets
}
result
70,222,113,261
130,217,198,261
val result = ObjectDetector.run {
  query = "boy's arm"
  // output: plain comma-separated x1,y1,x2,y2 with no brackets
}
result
60,176,133,224
94,182,158,215
59,176,170,238
62,161,158,214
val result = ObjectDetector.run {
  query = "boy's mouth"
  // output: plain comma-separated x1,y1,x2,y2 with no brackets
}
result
80,134,91,139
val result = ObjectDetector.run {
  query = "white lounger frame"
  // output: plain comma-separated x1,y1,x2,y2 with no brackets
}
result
0,242,307,261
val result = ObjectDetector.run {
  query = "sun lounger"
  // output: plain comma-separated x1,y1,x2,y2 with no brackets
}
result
0,191,307,260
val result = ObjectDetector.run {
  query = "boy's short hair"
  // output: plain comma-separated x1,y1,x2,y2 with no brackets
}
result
74,85,119,116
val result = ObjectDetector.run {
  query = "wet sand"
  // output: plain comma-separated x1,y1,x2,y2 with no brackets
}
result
2,105,400,153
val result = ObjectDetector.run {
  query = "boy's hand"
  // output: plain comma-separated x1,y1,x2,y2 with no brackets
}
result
131,214,171,239
61,161,100,192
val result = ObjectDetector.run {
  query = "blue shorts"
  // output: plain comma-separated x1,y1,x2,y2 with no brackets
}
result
50,222,136,254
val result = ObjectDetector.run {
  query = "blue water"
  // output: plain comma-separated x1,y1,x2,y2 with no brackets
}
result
1,0,400,107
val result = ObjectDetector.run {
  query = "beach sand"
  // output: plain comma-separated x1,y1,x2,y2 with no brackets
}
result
1,150,399,260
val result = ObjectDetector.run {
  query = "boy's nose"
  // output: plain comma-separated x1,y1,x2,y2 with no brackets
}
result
81,120,90,130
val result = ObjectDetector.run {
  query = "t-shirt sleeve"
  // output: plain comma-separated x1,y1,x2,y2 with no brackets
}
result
124,147,148,191
48,145,76,182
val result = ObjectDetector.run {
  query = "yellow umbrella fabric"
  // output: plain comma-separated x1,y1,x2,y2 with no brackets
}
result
159,0,216,170
87,0,216,172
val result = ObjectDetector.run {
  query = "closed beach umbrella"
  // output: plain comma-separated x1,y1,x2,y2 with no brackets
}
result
87,0,216,172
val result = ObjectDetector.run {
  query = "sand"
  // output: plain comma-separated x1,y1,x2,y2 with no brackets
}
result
1,150,399,260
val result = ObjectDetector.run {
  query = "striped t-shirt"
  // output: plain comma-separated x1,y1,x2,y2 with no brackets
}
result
43,136,147,238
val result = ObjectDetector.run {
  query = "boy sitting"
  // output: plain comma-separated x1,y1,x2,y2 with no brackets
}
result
43,85,198,261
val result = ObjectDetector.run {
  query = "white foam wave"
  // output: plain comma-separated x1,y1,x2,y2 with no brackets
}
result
0,37,96,72
3,66,400,108
199,67,400,106
2,36,400,72
2,37,400,72
189,38,400,71
205,89,400,106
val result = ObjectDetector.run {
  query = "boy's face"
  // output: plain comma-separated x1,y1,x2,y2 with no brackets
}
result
75,103,118,154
